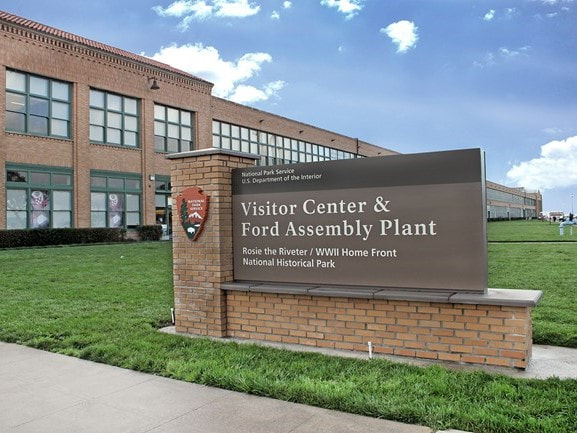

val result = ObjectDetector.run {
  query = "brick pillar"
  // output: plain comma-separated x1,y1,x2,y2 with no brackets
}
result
167,149,258,337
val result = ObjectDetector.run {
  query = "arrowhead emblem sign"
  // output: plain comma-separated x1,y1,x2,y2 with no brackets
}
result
175,187,209,241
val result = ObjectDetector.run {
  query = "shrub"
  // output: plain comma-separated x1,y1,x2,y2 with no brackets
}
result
0,228,126,249
135,225,163,241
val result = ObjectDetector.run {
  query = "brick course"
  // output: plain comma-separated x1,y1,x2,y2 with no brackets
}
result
226,292,533,369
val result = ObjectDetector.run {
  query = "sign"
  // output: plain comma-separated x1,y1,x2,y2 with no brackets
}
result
176,187,209,241
232,149,487,293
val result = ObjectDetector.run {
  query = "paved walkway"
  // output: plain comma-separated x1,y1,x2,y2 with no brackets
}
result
0,342,448,433
3,340,575,432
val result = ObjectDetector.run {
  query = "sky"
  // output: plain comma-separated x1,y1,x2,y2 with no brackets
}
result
3,0,577,213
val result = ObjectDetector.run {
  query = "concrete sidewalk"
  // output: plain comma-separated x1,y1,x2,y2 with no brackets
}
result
0,342,462,433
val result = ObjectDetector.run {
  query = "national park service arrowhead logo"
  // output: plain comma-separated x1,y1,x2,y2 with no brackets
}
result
176,187,209,241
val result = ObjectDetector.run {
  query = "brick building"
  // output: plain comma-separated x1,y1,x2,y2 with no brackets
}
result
0,10,393,233
486,181,542,220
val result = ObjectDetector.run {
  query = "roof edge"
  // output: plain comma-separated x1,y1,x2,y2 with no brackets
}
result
212,96,398,156
0,10,214,88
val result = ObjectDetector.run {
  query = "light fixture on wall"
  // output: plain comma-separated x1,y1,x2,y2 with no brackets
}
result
148,77,160,90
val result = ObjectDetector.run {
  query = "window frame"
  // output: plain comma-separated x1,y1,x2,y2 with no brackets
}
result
5,69,72,139
154,176,172,234
5,164,74,229
90,170,142,229
154,103,195,153
211,120,358,167
89,89,140,148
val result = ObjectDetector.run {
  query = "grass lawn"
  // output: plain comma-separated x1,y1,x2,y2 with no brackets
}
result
489,243,577,348
488,219,577,242
0,240,576,433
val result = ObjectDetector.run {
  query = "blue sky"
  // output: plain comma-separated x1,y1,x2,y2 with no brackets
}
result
4,0,577,213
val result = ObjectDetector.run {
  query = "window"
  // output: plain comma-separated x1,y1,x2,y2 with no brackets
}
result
5,70,71,138
154,104,194,153
90,90,139,147
211,120,357,166
155,177,172,237
90,171,141,228
6,164,73,229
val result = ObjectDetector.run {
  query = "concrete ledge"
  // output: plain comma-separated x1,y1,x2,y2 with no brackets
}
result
250,284,313,295
308,286,379,299
222,282,543,307
450,288,543,307
165,147,261,160
374,289,452,303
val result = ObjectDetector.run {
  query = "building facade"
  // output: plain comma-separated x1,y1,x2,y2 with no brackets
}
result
0,11,543,234
0,11,393,233
486,181,542,220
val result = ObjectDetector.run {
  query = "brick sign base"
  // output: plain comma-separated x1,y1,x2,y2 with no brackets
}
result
168,149,541,369
225,290,532,369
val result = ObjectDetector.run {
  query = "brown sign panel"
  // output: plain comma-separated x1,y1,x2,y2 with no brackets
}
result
176,187,209,241
232,149,487,293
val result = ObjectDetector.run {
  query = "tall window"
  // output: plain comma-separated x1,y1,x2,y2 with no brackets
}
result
154,104,194,153
5,70,71,138
155,177,172,237
89,90,139,147
6,164,73,229
90,171,141,228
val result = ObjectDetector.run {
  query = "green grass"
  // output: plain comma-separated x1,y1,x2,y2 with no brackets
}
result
0,241,576,433
489,243,577,347
487,220,577,347
488,220,577,242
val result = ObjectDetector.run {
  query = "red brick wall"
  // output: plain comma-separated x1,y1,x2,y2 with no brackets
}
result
0,18,390,229
0,21,212,228
227,292,533,369
170,152,257,337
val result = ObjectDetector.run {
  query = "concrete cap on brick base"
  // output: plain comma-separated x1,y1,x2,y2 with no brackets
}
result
449,289,543,307
221,283,543,308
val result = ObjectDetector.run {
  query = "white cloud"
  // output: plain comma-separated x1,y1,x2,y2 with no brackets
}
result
500,46,530,58
380,20,419,53
320,0,364,20
271,10,280,19
543,127,564,135
147,43,284,104
153,0,212,19
483,9,495,21
153,0,260,30
546,12,559,17
230,80,285,104
507,136,577,190
283,1,292,8
213,0,260,17
473,52,495,68
474,46,530,67
504,7,517,18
